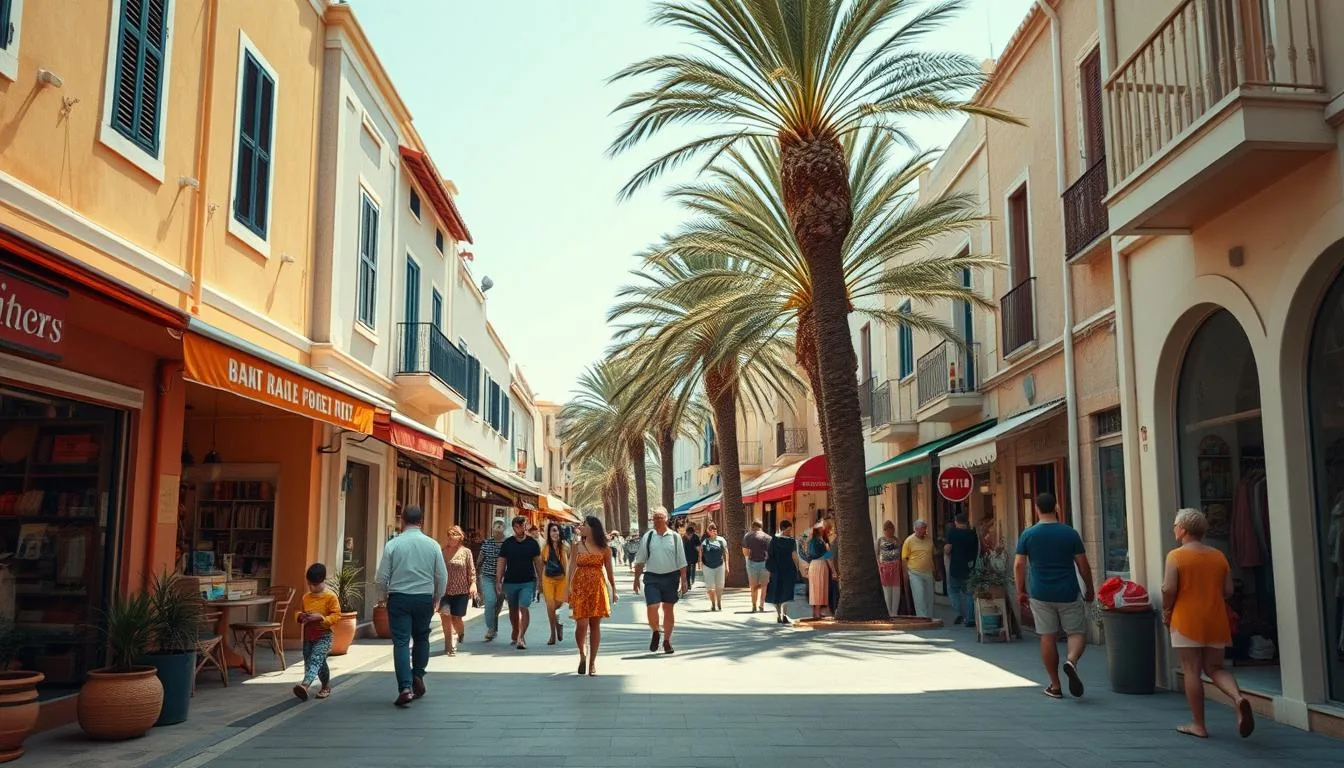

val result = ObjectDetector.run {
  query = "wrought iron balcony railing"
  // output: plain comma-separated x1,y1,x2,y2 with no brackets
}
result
1000,278,1036,357
1063,158,1108,259
916,341,981,408
396,322,467,397
776,424,808,456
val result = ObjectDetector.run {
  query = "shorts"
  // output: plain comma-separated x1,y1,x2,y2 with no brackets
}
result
541,575,567,604
439,593,469,617
503,581,536,610
1029,598,1087,636
1169,627,1227,649
745,560,770,586
642,572,680,606
701,564,726,591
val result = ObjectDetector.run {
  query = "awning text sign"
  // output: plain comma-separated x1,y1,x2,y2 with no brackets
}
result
183,332,375,433
0,263,68,361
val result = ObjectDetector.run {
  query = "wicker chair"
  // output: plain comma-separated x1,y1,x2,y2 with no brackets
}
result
193,608,228,694
230,586,295,675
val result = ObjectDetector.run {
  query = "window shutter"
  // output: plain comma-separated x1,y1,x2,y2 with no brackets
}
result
502,395,511,435
1009,189,1030,284
111,0,168,154
1080,49,1105,165
0,0,13,52
234,52,274,237
357,195,378,327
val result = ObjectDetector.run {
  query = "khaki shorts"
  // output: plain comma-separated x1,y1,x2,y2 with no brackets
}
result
1029,598,1087,636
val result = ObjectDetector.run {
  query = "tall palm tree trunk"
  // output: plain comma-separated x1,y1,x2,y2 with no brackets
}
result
602,481,616,531
616,470,631,534
797,307,839,510
780,135,886,621
629,438,649,536
706,365,748,589
659,423,675,527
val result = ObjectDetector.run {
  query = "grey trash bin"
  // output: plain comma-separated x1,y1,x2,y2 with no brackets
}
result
1101,608,1157,694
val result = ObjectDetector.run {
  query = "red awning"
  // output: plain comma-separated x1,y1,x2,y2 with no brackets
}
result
755,455,828,504
398,147,473,243
372,411,446,460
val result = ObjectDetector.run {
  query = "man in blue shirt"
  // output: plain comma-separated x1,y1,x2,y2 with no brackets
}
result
375,505,448,707
1014,492,1095,700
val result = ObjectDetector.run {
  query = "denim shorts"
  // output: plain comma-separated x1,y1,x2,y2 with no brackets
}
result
745,560,770,585
503,581,536,609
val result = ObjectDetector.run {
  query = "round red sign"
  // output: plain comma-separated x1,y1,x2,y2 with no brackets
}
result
937,466,974,503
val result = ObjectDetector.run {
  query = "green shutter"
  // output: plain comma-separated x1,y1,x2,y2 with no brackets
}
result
111,0,168,155
0,0,14,52
234,51,273,238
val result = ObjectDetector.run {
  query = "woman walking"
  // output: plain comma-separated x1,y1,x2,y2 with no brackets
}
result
541,522,570,646
566,515,618,675
439,526,477,656
876,520,903,617
807,522,834,620
1162,508,1254,739
681,523,701,596
698,523,729,611
766,520,803,624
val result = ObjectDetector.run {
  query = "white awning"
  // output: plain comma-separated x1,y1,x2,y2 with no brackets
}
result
936,398,1067,468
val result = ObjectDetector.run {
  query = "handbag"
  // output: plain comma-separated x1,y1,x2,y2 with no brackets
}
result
544,546,564,578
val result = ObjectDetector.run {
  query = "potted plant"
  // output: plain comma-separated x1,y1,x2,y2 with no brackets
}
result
327,564,364,655
142,570,202,726
967,551,1011,637
372,599,391,639
0,618,42,763
77,591,164,740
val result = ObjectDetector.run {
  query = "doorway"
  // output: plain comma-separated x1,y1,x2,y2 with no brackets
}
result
342,461,372,619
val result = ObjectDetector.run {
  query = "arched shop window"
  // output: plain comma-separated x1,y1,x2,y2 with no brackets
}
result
1308,269,1344,704
1177,309,1279,682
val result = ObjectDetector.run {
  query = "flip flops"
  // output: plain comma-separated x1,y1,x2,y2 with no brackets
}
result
1237,698,1255,738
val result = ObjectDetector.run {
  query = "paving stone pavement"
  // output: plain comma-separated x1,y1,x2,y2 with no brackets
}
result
166,580,1339,768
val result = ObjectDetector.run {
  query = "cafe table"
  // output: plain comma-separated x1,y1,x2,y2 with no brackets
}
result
207,595,276,675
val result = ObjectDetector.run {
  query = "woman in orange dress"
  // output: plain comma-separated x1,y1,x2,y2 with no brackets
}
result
1161,507,1253,739
566,515,618,676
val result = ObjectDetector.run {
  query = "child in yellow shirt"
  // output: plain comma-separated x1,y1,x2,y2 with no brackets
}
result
294,562,342,701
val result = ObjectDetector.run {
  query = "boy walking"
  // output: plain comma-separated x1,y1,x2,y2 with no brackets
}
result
294,562,343,701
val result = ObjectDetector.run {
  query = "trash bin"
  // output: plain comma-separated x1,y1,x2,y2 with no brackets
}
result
1101,608,1157,694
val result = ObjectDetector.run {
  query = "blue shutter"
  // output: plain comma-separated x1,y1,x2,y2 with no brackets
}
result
431,290,443,329
463,353,480,413
233,51,274,238
899,300,914,378
110,0,168,154
502,395,511,435
356,194,378,328
0,0,14,52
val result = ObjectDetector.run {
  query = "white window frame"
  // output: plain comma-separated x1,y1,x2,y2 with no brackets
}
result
98,0,176,183
226,31,279,259
1095,435,1129,579
408,186,422,221
354,181,381,339
0,0,26,81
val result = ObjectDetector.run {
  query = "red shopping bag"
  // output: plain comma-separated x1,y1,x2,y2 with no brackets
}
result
1098,576,1151,609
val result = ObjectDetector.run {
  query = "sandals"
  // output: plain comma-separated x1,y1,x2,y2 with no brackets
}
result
1042,686,1063,699
315,687,331,699
1237,698,1255,738
1177,724,1208,739
1062,660,1085,698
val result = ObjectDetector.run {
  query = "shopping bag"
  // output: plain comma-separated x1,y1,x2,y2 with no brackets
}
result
1098,575,1151,609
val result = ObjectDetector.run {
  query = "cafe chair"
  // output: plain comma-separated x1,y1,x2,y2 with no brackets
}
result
193,608,228,694
230,586,295,675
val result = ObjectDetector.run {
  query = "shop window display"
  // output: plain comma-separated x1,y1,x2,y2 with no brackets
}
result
1308,271,1344,703
1177,309,1279,686
0,385,125,698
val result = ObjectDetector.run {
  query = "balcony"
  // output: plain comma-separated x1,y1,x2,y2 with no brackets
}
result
394,322,468,416
915,341,983,422
776,424,808,457
1000,278,1036,358
1064,158,1109,260
869,378,918,443
738,440,764,469
858,377,875,421
1105,0,1330,235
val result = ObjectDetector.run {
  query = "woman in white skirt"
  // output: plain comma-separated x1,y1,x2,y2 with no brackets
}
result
698,522,729,611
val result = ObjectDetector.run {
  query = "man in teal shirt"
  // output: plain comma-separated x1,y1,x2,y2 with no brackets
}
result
376,506,447,707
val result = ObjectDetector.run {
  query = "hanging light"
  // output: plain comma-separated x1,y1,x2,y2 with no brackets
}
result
181,443,195,466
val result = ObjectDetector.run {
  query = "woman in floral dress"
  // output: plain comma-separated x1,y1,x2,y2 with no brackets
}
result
566,515,618,676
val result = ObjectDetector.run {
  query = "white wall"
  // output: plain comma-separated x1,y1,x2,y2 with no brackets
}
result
390,165,456,363
448,262,511,466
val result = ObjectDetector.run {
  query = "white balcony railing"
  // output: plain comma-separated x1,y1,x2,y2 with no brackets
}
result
1106,0,1324,187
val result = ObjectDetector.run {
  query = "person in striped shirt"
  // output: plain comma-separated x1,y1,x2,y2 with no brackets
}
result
475,519,507,641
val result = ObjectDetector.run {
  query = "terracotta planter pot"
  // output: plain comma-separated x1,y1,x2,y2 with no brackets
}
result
372,604,391,639
77,667,164,741
329,612,359,656
0,671,43,763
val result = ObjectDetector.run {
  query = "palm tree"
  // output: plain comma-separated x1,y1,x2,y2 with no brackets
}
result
610,0,1017,620
561,361,652,532
611,251,802,586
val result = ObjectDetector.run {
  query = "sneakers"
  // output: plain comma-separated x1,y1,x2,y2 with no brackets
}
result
412,675,426,699
649,630,661,652
292,683,309,701
1062,660,1084,698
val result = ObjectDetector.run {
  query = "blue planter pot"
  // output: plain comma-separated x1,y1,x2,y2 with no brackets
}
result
143,652,195,726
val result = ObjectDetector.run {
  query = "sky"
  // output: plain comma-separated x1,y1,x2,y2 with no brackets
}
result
349,0,1036,403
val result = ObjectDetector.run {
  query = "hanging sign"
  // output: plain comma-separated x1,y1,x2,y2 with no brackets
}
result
183,332,375,433
0,263,68,361
937,465,974,503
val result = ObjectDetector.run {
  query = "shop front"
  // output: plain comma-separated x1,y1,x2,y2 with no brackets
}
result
177,322,378,643
0,228,187,705
746,455,828,532
865,420,996,539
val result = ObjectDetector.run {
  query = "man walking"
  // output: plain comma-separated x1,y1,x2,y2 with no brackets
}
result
634,508,687,654
902,520,935,618
1014,492,1095,699
475,519,507,641
944,513,980,626
741,520,772,612
497,515,543,650
374,505,447,708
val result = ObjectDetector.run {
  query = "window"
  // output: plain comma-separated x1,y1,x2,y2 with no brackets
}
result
898,300,914,379
435,229,445,254
409,189,421,220
1008,185,1030,286
101,0,173,177
356,191,378,329
1080,48,1105,166
0,0,26,81
1097,442,1128,575
463,351,481,413
859,323,872,383
502,394,511,436
431,289,443,329
231,43,277,246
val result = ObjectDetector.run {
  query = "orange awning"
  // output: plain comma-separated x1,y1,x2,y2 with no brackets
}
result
372,411,446,460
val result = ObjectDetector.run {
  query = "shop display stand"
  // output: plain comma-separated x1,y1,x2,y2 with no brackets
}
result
182,465,279,591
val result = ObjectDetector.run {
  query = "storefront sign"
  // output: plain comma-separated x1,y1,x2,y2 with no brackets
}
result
183,333,375,433
0,264,68,361
937,466,974,503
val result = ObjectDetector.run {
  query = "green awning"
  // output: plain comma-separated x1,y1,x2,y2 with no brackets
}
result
865,419,997,487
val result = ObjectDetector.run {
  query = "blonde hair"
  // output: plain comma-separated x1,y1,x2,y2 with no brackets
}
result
1174,508,1207,538
446,525,465,540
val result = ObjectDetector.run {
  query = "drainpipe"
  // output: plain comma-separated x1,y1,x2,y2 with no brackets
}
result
1035,0,1083,526
188,0,220,314
144,360,183,587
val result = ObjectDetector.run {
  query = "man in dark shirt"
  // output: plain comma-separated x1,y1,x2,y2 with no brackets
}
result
741,521,772,612
496,516,543,650
682,524,701,596
944,513,981,627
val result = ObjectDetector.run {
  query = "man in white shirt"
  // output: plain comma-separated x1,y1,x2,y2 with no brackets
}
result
633,507,688,655
375,506,447,707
